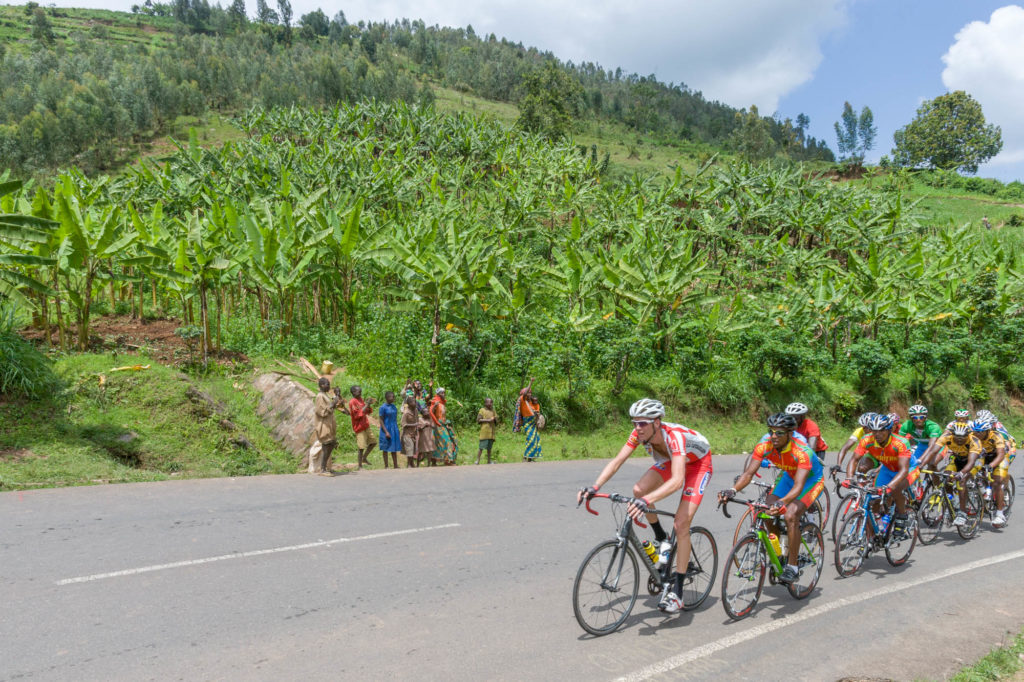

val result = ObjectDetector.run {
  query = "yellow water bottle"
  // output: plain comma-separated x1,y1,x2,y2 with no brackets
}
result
641,540,658,564
768,533,782,557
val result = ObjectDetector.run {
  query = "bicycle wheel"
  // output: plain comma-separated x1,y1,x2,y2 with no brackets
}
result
572,540,639,636
787,522,824,599
831,493,861,542
816,486,832,528
805,495,825,530
721,534,765,621
916,488,945,545
679,526,717,611
957,487,983,539
730,505,755,551
885,512,918,567
835,510,868,577
1003,476,1015,513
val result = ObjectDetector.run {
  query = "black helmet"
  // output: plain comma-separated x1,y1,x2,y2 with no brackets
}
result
766,413,797,431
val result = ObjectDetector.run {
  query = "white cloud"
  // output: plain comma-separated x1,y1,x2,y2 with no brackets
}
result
328,0,850,112
942,5,1024,167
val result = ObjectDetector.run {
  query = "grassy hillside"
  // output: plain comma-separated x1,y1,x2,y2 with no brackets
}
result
0,4,175,48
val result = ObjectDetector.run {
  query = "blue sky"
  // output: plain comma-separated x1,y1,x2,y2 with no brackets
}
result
19,0,1024,181
779,1,1024,181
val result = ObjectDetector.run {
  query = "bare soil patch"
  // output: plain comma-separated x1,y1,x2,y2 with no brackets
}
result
0,447,43,462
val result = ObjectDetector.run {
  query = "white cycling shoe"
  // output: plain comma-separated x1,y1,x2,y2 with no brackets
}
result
658,591,684,614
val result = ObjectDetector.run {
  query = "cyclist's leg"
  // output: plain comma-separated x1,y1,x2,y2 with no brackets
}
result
782,478,821,566
994,459,1008,512
673,457,712,575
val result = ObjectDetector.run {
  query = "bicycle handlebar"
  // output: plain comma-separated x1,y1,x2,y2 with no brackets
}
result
717,496,778,518
580,492,648,528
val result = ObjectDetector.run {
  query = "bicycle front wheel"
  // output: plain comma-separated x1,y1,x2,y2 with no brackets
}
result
832,493,860,542
721,534,765,621
958,487,983,539
787,522,824,599
730,505,755,551
681,526,718,611
885,513,918,566
1004,476,1015,513
817,486,832,528
916,488,945,545
572,540,639,636
835,510,868,577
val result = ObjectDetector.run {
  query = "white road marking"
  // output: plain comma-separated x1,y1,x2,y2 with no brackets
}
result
617,547,1024,682
56,523,461,585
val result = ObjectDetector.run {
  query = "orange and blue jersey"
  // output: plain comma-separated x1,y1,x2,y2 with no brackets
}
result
854,433,912,471
752,438,823,508
751,438,822,480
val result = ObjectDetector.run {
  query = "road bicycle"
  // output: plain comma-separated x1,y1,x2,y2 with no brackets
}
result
572,492,718,636
834,481,918,577
974,463,1015,527
731,462,829,546
718,496,824,621
828,469,874,542
916,468,982,543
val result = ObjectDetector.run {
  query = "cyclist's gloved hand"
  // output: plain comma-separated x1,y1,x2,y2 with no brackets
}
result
840,479,851,488
627,496,650,518
829,465,841,475
953,471,965,481
577,486,598,505
719,488,736,502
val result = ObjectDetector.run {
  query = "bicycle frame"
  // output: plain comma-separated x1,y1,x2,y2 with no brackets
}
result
722,499,817,576
584,493,670,592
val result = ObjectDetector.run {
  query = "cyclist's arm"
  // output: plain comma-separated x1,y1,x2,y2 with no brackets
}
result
846,450,864,478
960,450,979,476
921,440,943,467
807,435,819,452
990,445,1007,468
836,436,858,468
642,455,686,505
587,444,636,494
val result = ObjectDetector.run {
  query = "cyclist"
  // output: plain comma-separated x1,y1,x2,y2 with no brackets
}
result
577,398,712,614
846,414,918,539
943,409,971,435
971,418,1009,528
921,422,982,527
899,404,943,464
835,412,879,473
720,412,823,584
786,402,829,464
979,410,1017,467
888,413,908,441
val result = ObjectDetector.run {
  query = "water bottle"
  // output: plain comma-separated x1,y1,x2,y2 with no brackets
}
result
879,513,892,534
641,540,658,564
768,533,782,557
984,484,992,501
656,540,672,567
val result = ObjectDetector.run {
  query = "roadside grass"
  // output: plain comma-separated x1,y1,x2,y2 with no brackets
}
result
0,354,295,490
949,627,1024,682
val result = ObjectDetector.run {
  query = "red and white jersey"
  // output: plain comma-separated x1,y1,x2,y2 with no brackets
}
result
625,422,711,465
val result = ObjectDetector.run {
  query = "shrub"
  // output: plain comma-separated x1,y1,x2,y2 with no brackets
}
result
0,309,61,399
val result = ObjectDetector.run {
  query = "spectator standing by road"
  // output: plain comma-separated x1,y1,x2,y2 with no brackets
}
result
378,391,400,469
418,406,437,466
477,397,497,464
983,215,991,230
430,387,458,465
401,396,420,467
312,377,344,477
348,385,377,470
517,377,542,462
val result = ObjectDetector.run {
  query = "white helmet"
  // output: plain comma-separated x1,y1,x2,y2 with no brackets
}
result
785,402,809,416
976,409,995,422
629,398,665,420
908,404,928,416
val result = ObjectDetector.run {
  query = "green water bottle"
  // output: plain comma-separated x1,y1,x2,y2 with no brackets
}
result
641,540,658,564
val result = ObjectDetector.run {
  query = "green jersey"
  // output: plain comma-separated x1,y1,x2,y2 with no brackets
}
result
899,418,942,445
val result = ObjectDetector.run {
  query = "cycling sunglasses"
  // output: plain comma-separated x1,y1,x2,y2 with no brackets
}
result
911,415,926,420
631,420,653,428
768,428,789,436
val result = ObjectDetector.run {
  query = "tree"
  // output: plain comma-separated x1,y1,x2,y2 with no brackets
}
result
730,105,775,162
833,102,875,163
276,0,292,38
516,61,584,140
299,9,329,39
227,0,247,26
892,91,1002,174
30,7,54,45
255,0,277,25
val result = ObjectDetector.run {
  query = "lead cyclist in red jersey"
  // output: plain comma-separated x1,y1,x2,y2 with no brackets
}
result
577,398,712,614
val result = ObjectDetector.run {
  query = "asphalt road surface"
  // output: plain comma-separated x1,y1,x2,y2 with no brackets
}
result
3,455,1023,681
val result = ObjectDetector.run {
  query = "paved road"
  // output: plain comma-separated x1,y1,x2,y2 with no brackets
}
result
2,456,1023,681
